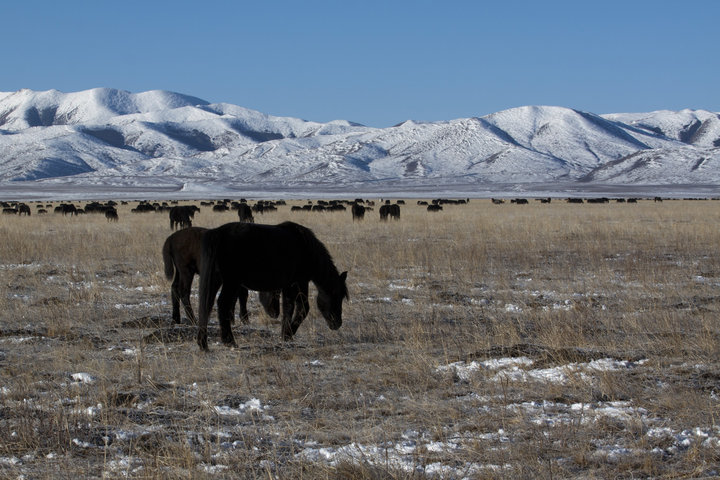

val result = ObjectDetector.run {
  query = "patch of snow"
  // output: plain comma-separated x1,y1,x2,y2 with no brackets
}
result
70,372,96,384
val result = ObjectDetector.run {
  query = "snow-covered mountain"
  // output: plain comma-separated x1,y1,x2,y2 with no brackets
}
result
0,88,718,198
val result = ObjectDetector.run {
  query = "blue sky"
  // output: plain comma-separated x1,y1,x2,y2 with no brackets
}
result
4,1,719,127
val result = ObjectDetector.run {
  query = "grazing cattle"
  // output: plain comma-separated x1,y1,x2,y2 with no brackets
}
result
511,198,529,204
427,204,443,212
351,203,366,221
379,204,401,221
105,208,119,222
196,221,348,350
491,198,505,204
162,227,280,325
2,208,17,215
237,203,254,223
169,205,195,230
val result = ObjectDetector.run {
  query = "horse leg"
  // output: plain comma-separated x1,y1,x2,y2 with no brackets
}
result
178,271,196,324
197,275,221,351
280,286,298,341
217,284,238,347
171,273,182,324
235,287,249,325
289,283,310,337
259,290,280,319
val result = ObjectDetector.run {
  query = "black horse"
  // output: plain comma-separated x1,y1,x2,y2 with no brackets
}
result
18,204,31,216
169,205,197,230
163,227,280,325
197,221,348,350
105,208,119,222
55,203,78,216
351,203,365,221
379,204,400,220
237,203,254,223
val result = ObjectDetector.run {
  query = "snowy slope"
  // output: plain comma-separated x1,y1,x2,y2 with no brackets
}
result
581,146,720,184
0,88,718,195
604,110,720,148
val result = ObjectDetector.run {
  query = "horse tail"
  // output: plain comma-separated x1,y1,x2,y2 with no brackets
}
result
162,236,175,280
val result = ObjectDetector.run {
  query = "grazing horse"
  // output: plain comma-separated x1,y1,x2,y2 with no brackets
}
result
379,204,401,220
197,221,348,350
18,204,31,216
169,205,195,230
55,203,78,216
105,208,119,222
163,227,280,325
351,203,365,221
237,203,254,223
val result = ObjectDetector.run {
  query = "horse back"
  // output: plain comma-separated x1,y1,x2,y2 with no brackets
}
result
204,222,311,291
163,227,207,279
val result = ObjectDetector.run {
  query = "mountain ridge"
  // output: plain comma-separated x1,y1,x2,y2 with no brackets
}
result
1,88,719,197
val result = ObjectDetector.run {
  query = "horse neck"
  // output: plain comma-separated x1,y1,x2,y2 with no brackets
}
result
300,234,339,293
308,250,339,293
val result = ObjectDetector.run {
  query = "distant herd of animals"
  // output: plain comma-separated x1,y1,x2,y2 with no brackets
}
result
2,196,708,222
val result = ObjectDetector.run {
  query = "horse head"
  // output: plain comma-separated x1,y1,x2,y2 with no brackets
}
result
316,271,348,330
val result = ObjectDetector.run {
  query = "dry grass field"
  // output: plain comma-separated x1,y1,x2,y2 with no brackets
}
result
1,198,719,479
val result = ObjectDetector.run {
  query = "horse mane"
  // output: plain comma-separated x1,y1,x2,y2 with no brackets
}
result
279,221,347,297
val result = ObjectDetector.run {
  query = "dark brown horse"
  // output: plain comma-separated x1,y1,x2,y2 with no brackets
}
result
162,227,279,325
18,203,31,216
351,203,365,221
237,203,254,223
105,208,119,222
197,221,348,350
379,203,400,220
169,205,197,230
